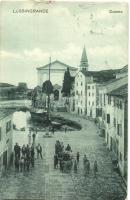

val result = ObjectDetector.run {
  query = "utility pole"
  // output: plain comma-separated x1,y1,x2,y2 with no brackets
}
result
47,57,51,121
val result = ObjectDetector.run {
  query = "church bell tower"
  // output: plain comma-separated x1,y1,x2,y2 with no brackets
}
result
80,45,88,71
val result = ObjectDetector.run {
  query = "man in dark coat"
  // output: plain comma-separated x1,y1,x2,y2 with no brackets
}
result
14,143,21,159
32,132,36,144
36,144,43,159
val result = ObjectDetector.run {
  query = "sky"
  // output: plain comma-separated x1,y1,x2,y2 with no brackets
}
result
0,1,128,88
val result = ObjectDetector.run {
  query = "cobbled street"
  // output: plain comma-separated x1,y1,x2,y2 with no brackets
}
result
0,113,127,200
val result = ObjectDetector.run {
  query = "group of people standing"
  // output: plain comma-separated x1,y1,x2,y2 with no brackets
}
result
54,140,98,176
54,141,73,172
83,154,98,176
13,142,43,172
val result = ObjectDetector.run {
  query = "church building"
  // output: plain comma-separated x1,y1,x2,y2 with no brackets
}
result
37,60,77,87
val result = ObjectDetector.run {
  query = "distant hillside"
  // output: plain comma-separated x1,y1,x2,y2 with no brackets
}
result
0,83,15,87
82,69,120,83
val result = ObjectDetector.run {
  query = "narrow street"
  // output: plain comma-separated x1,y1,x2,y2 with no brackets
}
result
0,113,126,200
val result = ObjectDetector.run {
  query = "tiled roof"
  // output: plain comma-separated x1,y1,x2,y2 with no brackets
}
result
118,65,128,74
81,69,120,76
107,84,128,98
0,109,14,120
81,69,119,83
98,77,124,87
37,60,77,71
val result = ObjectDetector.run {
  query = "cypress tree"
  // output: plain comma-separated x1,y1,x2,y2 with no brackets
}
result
62,67,72,97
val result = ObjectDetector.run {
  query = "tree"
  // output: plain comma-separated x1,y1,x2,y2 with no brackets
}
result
42,80,53,95
61,67,72,97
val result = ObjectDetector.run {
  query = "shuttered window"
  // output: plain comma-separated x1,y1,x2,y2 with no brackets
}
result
117,124,122,136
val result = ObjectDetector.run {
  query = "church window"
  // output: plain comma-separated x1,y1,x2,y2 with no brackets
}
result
107,114,110,124
89,101,90,106
89,92,91,96
92,102,94,106
88,86,90,89
81,82,83,86
108,96,111,105
81,91,82,96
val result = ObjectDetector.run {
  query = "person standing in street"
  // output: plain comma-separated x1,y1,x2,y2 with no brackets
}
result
83,154,88,176
87,160,90,174
30,144,35,167
65,144,71,151
76,152,80,163
21,145,26,156
83,154,88,166
93,160,98,177
32,132,36,145
54,154,58,169
74,160,77,173
28,130,31,145
14,143,21,159
36,144,43,159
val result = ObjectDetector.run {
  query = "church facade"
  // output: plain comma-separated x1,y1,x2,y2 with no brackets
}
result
37,60,77,87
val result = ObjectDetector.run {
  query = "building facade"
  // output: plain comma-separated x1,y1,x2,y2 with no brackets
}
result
97,75,128,129
104,84,128,180
75,71,93,115
37,60,77,87
86,83,100,118
0,109,13,176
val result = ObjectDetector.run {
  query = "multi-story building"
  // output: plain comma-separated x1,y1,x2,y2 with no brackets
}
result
97,75,128,132
0,109,14,176
75,71,93,115
75,46,120,118
87,82,100,118
104,84,128,181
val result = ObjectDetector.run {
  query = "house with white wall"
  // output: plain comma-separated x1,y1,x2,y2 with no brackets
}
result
86,82,100,118
97,75,128,132
0,109,13,176
104,84,128,181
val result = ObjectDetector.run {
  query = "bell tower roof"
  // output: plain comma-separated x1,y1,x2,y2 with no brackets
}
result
80,45,88,71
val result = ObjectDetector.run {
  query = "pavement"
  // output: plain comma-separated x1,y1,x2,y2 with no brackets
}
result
0,112,127,200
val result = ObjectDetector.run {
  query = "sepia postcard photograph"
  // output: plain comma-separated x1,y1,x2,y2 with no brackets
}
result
0,0,128,200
